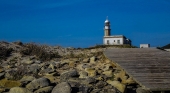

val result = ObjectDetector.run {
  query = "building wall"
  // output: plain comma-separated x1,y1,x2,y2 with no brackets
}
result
140,44,150,48
104,38,124,45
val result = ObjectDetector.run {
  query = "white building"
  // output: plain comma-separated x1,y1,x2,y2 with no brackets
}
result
103,17,131,45
140,44,150,48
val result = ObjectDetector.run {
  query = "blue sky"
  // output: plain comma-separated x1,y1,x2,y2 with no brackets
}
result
0,0,170,47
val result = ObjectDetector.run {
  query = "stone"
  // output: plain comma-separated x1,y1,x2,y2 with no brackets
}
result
0,72,5,79
28,64,40,74
26,77,50,91
60,69,79,82
68,81,81,93
102,63,114,71
9,87,32,93
85,68,96,77
34,86,54,93
0,78,21,88
82,64,91,69
79,85,92,93
106,80,125,93
82,58,89,63
44,75,60,83
39,68,55,76
79,71,88,78
20,76,35,86
69,61,76,68
52,82,72,93
90,56,96,64
96,81,107,88
85,77,96,84
20,76,35,82
102,70,113,77
136,87,152,93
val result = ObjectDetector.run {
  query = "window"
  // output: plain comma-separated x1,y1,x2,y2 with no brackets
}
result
107,40,110,45
117,40,120,44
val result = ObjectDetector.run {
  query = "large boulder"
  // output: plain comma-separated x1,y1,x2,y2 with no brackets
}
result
60,69,79,82
52,82,72,93
9,87,32,93
26,77,50,91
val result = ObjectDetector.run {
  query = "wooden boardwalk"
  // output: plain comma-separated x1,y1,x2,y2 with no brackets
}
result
104,48,170,91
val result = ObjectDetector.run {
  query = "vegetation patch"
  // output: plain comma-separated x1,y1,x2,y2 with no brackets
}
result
20,43,61,61
0,46,13,61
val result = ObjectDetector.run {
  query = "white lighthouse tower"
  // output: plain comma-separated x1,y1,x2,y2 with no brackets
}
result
104,17,111,36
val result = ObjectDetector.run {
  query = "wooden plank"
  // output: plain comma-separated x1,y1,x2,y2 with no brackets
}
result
104,48,170,91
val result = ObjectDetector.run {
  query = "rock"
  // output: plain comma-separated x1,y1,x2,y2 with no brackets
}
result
0,72,5,79
69,61,76,68
9,87,32,93
90,56,96,64
0,78,21,88
136,87,152,93
106,89,116,93
28,64,40,74
68,81,81,93
52,82,72,93
106,80,125,93
5,71,14,80
85,68,96,77
82,58,89,63
34,86,54,93
26,77,50,91
39,68,55,76
20,76,35,82
102,70,113,77
96,81,107,88
79,71,88,78
44,75,60,83
82,64,91,69
60,69,79,82
102,63,114,71
0,68,4,73
20,76,35,86
48,62,56,70
85,77,96,84
79,85,92,93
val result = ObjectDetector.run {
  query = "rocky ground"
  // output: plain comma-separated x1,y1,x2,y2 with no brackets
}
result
0,41,150,93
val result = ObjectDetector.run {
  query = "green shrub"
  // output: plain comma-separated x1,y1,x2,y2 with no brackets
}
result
20,43,61,61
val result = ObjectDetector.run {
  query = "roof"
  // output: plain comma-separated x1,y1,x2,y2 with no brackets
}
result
104,35,126,38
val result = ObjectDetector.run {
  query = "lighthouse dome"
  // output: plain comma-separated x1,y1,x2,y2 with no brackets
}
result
105,16,110,23
105,19,109,23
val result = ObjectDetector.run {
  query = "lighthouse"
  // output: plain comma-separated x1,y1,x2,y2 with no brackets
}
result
103,16,131,45
104,17,111,36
